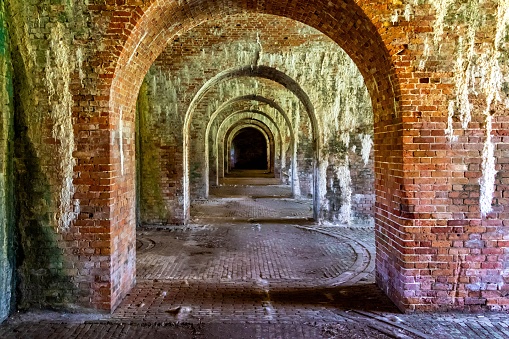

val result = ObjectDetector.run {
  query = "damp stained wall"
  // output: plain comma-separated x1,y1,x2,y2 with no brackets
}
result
0,0,15,322
0,0,507,318
5,0,117,311
137,13,375,226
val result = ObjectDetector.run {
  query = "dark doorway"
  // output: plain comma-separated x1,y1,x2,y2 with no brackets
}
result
231,127,268,170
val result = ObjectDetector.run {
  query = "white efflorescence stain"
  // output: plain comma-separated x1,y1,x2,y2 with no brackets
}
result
76,47,85,87
409,0,508,218
335,161,353,224
445,100,458,142
359,134,373,167
120,108,125,176
45,22,79,231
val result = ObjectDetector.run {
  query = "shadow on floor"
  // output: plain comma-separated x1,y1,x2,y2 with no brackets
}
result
267,284,399,313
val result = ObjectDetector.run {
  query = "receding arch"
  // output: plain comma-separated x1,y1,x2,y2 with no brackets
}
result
226,124,272,172
107,0,401,313
211,111,284,189
182,67,320,222
204,96,293,192
183,65,320,140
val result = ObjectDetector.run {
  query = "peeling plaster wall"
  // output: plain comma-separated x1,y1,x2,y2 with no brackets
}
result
137,13,375,225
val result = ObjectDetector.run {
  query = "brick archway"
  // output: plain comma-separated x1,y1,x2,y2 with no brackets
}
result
204,95,296,196
226,123,274,172
105,0,401,312
182,66,320,220
211,111,284,187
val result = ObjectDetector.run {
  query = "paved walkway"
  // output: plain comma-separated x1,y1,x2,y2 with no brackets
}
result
1,177,509,338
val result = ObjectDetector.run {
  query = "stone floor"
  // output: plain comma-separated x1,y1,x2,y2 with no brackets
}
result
1,174,509,338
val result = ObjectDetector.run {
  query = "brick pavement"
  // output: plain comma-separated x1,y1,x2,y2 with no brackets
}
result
2,183,509,338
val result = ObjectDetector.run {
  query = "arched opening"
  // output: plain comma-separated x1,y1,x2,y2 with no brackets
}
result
105,0,401,314
228,125,271,170
5,0,508,323
230,126,269,171
184,68,319,221
205,96,294,196
132,10,377,315
211,110,284,184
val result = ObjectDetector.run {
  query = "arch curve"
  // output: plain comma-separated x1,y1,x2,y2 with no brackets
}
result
106,0,402,313
226,123,273,172
211,111,285,188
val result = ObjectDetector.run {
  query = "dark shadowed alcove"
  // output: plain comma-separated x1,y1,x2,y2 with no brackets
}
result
231,127,268,170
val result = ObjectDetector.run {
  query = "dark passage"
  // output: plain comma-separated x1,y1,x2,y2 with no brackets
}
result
231,127,268,170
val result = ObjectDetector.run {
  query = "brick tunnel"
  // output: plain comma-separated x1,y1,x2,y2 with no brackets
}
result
1,0,509,328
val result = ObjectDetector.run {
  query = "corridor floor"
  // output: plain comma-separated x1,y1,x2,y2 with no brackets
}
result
2,177,509,338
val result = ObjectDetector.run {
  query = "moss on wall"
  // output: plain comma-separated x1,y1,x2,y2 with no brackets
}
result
137,79,172,224
5,0,92,311
0,0,15,322
12,41,77,311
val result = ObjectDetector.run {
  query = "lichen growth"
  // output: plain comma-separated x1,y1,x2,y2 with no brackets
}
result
412,0,509,217
478,0,508,216
44,22,79,231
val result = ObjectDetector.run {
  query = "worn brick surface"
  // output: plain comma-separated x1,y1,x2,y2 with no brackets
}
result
1,0,508,316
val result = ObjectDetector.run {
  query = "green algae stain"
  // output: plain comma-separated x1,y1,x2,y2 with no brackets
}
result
0,0,16,322
137,80,171,223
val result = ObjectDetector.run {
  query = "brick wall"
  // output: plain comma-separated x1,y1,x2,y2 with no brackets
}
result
0,0,14,322
107,0,509,312
0,0,507,317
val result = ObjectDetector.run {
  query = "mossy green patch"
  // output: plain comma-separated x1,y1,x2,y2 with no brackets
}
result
0,0,15,322
137,80,172,223
6,0,77,308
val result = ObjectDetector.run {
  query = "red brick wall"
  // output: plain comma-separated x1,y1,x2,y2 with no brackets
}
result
7,0,508,313
108,0,396,312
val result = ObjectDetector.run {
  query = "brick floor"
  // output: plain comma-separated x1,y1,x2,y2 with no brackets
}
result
2,181,509,338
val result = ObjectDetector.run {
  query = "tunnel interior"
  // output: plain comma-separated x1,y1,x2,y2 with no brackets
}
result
3,0,507,322
230,127,268,171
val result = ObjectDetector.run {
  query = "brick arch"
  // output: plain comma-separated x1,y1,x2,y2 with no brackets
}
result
106,0,402,312
183,65,319,140
225,122,275,173
183,67,315,219
209,110,285,189
110,1,396,123
182,67,320,216
206,94,294,141
219,116,279,177
205,97,293,189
